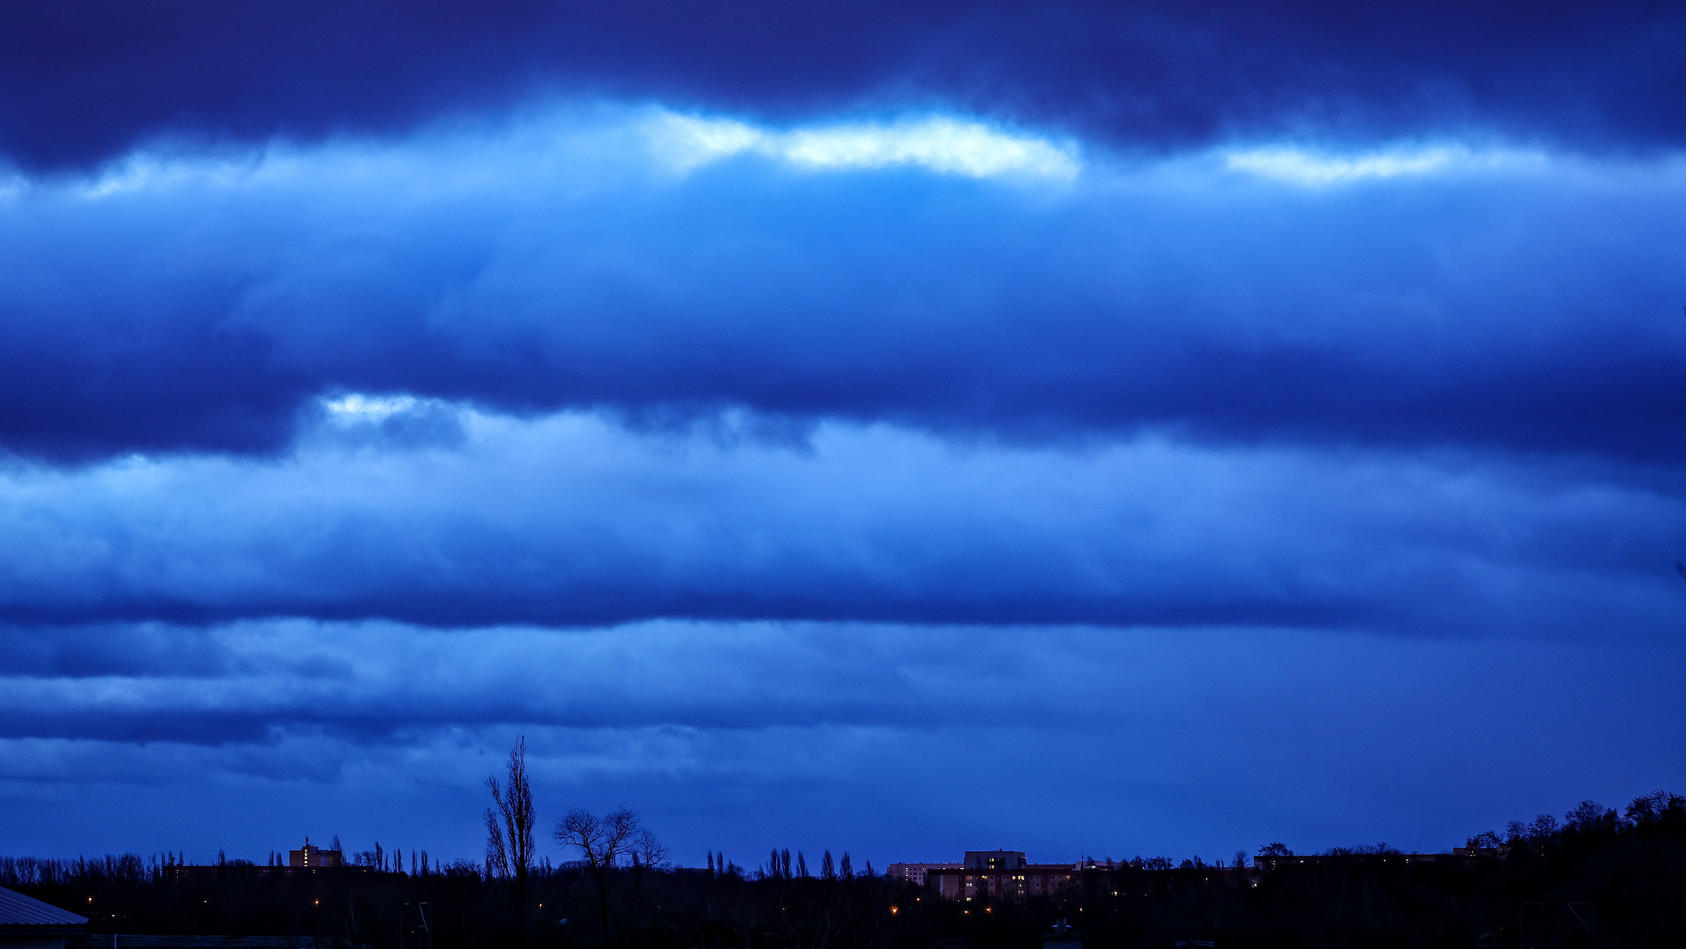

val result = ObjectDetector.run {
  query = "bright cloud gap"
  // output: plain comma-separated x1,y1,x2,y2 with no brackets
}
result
322,393,424,422
1222,143,1550,185
645,110,1082,181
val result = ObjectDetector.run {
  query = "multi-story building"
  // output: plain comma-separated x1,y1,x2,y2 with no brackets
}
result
288,838,344,869
885,862,962,886
913,851,1081,902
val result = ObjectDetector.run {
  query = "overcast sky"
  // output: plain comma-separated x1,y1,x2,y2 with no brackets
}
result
2,1,1684,871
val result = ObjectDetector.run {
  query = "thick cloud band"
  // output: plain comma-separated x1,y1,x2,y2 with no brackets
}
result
2,412,1680,636
3,108,1683,464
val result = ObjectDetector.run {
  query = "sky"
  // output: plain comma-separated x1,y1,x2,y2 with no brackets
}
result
2,1,1684,872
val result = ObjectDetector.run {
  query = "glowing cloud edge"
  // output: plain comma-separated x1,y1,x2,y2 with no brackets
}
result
644,110,1082,181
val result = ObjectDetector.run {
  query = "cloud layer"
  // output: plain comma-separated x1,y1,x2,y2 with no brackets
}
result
3,107,1683,465
2,410,1681,637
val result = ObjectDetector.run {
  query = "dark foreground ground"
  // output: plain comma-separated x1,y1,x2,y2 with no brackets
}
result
7,791,1685,948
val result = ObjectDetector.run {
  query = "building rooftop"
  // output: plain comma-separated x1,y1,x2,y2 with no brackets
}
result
0,884,89,928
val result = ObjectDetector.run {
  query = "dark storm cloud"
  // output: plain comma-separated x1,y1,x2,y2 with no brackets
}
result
2,2,1683,174
0,625,231,677
0,709,274,746
0,622,1125,748
2,122,1683,465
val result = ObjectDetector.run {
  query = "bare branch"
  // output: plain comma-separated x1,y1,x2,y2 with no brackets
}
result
636,829,669,870
484,782,509,879
486,736,534,888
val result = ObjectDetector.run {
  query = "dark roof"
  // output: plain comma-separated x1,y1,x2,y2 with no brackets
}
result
0,884,89,927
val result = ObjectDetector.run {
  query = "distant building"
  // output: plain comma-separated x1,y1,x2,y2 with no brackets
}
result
1253,850,1458,872
965,850,1026,871
905,851,1082,901
1461,836,1506,859
886,862,962,886
0,884,88,948
289,838,344,869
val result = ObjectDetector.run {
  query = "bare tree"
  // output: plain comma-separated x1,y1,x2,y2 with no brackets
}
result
486,736,536,908
555,808,667,947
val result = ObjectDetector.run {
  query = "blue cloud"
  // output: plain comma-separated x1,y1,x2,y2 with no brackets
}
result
2,107,1683,464
0,411,1679,636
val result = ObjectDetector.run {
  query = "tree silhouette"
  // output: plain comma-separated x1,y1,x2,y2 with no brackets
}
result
555,807,668,947
485,735,536,926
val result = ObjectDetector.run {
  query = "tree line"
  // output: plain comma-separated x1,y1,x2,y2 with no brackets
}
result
6,754,1683,947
